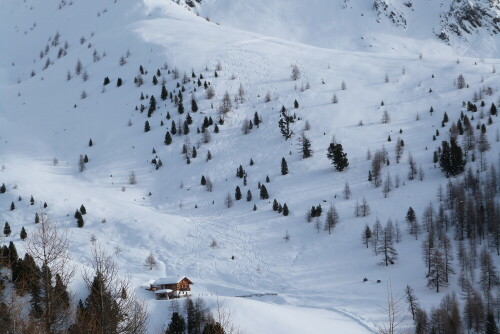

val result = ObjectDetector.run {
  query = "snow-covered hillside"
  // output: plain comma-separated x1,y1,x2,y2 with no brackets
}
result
0,0,499,333
184,0,500,57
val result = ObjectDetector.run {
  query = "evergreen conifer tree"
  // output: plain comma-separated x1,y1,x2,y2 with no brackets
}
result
0,183,6,193
178,102,185,114
148,96,156,117
191,99,198,112
260,185,269,199
164,131,172,145
235,186,242,200
3,222,11,237
491,103,497,116
10,202,15,211
283,203,289,216
161,84,168,101
327,142,349,171
281,158,288,175
144,121,150,132
20,227,27,240
246,190,252,202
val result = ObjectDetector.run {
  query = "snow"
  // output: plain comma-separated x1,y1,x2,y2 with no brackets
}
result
0,0,498,333
154,276,190,285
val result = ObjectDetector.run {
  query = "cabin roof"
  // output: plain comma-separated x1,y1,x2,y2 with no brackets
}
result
153,276,193,285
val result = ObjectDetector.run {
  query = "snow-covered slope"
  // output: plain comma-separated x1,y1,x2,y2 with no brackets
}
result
185,0,500,57
0,0,499,333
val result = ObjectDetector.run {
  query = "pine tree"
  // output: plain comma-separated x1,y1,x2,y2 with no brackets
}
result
278,106,294,140
278,203,287,217
191,99,198,112
3,222,11,236
327,142,349,171
160,84,168,101
253,112,261,128
171,121,177,135
0,183,5,193
152,75,158,85
164,131,172,145
178,102,185,114
485,312,499,334
406,207,420,240
20,226,27,240
440,139,465,177
235,186,242,201
362,225,372,248
260,185,269,199
116,78,122,87
35,212,40,224
10,202,15,211
299,133,312,158
490,103,497,116
272,199,279,211
148,96,156,117
144,121,151,132
294,99,299,109
246,190,252,202
281,158,288,175
103,77,110,85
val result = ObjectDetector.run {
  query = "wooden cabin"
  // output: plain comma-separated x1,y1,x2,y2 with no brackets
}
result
150,276,193,300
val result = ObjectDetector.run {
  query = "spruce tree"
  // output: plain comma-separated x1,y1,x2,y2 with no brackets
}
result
171,121,177,135
178,102,185,114
491,103,497,116
283,203,289,216
80,204,86,215
0,183,5,193
260,185,269,199
152,75,158,85
281,157,288,175
246,190,252,202
294,99,299,109
10,202,15,211
144,121,150,132
273,199,279,211
253,112,261,128
235,186,242,201
3,222,11,237
161,84,168,101
30,195,35,205
485,312,499,334
88,139,93,147
191,99,198,112
77,214,84,228
164,131,172,145
35,212,40,224
20,227,27,240
148,96,156,117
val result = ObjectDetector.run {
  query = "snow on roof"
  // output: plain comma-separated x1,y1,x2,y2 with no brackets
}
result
154,289,173,294
153,276,191,285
